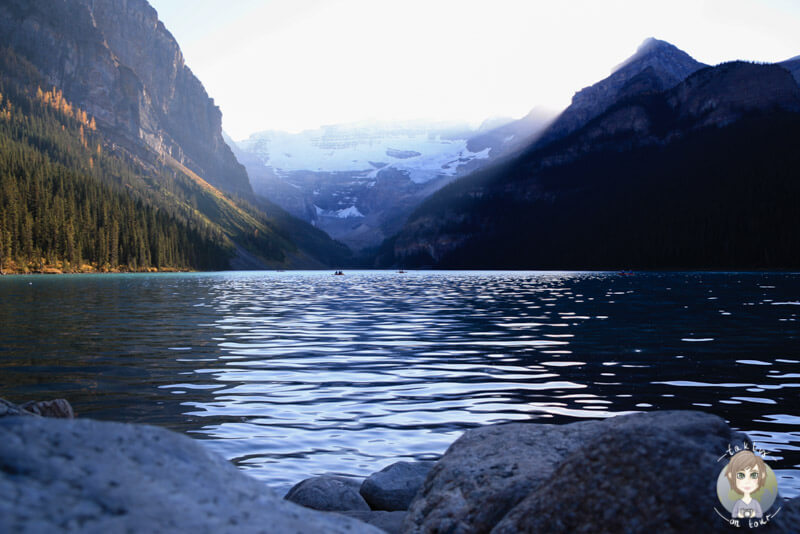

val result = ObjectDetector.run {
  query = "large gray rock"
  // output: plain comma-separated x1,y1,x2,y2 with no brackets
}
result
338,511,407,534
0,416,381,533
285,476,370,512
360,461,435,511
490,424,772,533
403,411,750,533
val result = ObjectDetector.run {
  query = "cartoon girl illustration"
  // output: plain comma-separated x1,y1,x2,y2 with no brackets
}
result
724,450,767,519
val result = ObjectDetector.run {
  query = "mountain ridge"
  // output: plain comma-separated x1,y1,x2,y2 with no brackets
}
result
535,37,707,148
233,116,553,252
380,50,800,269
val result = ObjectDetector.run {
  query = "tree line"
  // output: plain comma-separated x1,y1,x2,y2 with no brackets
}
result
0,80,232,272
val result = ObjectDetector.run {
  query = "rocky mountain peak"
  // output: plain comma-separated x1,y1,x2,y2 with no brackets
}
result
613,37,706,85
536,38,706,147
629,37,685,61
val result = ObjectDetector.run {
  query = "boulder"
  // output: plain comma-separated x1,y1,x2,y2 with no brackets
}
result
338,511,407,534
403,411,751,533
0,416,382,533
19,399,75,418
490,424,768,533
774,496,800,530
285,476,370,512
360,461,435,511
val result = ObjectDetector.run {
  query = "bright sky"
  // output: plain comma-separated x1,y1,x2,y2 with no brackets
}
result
148,0,800,140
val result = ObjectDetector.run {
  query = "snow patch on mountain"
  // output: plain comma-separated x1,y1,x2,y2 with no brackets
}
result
231,117,550,252
237,121,493,184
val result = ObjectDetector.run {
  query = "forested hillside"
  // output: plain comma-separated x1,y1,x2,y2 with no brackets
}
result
0,0,352,273
0,47,349,272
0,77,230,272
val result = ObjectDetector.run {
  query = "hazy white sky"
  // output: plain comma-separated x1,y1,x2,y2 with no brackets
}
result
148,0,800,140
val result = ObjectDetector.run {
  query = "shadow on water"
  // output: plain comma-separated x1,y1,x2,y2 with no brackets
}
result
1,271,798,496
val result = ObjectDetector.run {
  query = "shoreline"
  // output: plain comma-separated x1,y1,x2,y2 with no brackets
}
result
2,398,799,533
4,267,800,275
0,265,195,275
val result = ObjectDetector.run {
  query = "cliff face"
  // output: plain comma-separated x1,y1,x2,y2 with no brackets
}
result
0,0,251,196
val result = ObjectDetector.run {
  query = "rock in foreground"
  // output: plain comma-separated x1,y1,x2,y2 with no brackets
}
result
19,399,75,418
360,461,435,511
338,511,407,534
490,424,738,533
285,476,370,512
0,417,381,534
403,410,788,533
0,398,74,418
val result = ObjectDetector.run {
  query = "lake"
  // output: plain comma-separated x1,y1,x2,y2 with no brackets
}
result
1,271,798,497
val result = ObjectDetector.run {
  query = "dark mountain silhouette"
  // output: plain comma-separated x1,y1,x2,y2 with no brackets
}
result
380,55,800,269
535,38,707,148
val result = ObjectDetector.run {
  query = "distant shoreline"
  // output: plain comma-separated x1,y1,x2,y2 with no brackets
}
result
0,266,195,275
3,268,800,276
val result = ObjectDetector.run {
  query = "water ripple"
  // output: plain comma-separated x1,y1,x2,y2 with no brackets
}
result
1,270,799,497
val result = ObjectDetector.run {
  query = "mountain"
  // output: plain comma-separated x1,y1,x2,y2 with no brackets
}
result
0,0,350,270
467,107,556,155
781,56,800,85
233,116,553,252
535,37,707,147
380,55,800,269
0,0,251,197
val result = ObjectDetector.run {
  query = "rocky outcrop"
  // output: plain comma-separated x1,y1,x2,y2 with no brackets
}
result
402,411,765,533
0,0,251,196
3,407,798,533
0,416,381,533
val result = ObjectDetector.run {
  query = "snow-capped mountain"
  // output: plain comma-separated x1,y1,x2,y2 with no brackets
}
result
239,120,491,183
232,117,553,252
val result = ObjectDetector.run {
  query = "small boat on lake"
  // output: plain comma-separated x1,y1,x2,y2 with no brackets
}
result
333,270,344,275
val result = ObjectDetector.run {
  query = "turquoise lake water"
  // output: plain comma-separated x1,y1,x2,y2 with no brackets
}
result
1,270,798,496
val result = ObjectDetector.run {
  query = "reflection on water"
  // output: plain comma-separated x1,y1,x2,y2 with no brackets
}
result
1,271,799,496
